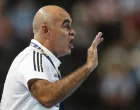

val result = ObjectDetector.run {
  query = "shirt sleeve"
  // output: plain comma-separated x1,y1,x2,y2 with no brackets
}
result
16,51,51,90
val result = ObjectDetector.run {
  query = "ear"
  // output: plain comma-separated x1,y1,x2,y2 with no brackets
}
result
42,24,51,39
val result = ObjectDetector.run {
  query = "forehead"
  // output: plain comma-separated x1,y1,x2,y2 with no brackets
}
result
56,12,72,23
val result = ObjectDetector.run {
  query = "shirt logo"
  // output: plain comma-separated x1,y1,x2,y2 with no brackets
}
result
54,73,58,78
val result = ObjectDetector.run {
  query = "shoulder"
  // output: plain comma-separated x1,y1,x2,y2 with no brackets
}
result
17,47,51,72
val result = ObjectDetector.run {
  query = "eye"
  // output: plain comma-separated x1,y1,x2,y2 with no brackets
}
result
63,24,71,30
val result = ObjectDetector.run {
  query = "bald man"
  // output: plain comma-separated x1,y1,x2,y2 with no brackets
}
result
1,5,103,110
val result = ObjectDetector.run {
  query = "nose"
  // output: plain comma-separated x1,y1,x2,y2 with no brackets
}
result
69,28,76,37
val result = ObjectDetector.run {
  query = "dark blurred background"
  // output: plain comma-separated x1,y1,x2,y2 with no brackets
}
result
0,0,140,109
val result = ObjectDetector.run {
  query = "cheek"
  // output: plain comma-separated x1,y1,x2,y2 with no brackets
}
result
58,30,69,44
58,37,68,48
53,29,69,49
56,38,69,54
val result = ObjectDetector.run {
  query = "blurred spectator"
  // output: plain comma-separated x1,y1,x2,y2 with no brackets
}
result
0,0,15,100
89,0,120,24
9,0,36,49
119,0,140,16
97,16,139,109
0,0,13,50
72,0,95,49
99,46,136,108
88,0,121,51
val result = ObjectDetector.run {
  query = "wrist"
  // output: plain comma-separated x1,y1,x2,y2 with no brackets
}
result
84,63,93,73
85,62,97,72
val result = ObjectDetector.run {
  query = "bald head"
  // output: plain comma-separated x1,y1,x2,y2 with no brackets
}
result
33,5,70,34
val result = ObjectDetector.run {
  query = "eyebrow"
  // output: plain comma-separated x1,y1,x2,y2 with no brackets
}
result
62,19,72,25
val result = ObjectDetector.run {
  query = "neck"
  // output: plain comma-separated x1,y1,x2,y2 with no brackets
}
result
34,36,58,57
42,42,58,57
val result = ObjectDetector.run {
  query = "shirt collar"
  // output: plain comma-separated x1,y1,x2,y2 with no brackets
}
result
31,39,61,68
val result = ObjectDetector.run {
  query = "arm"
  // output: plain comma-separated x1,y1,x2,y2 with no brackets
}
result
28,32,103,108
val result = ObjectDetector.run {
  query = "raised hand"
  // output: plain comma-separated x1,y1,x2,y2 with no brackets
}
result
86,32,103,72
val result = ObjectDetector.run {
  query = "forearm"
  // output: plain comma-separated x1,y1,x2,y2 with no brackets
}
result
31,63,92,108
51,63,91,102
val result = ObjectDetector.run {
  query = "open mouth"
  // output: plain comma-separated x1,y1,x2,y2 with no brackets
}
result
69,39,73,49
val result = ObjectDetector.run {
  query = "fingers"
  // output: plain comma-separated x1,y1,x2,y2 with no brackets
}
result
92,32,103,47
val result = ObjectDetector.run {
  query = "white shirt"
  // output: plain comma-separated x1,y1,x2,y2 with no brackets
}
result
1,39,61,110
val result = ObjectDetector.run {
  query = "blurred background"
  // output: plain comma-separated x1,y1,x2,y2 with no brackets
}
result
0,0,140,109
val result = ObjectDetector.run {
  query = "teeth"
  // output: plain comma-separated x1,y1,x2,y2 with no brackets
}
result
69,39,74,49
71,43,73,48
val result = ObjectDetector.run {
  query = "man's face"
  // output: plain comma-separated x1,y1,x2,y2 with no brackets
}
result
50,12,76,57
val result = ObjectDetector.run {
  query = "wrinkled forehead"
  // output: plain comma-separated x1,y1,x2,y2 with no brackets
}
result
55,12,72,23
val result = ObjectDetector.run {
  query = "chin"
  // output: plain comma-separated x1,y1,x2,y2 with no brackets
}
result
66,50,71,55
58,49,71,57
66,48,72,55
